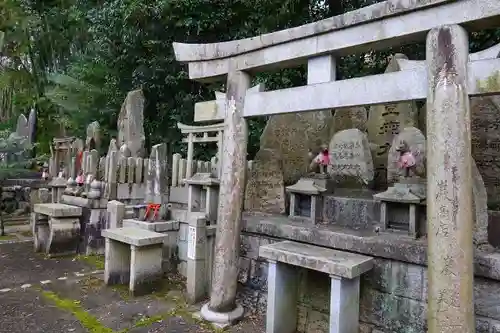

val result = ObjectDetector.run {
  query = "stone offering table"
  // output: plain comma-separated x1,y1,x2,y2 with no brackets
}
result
32,203,83,256
259,241,373,333
102,227,166,296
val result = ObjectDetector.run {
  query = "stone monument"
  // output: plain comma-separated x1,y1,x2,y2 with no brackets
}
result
117,89,146,158
328,128,374,188
331,106,367,134
259,111,332,185
86,121,101,152
244,148,286,214
367,54,419,188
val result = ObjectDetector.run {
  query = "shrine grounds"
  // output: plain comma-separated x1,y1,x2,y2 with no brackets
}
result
0,227,264,333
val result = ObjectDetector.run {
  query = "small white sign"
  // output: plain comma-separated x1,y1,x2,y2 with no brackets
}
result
187,226,196,260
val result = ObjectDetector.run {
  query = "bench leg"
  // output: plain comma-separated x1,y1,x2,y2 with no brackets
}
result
329,276,360,333
47,218,80,256
105,238,131,285
129,244,163,296
32,213,49,253
266,260,298,333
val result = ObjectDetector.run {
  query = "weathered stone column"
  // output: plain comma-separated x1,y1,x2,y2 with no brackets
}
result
426,25,474,333
201,70,250,325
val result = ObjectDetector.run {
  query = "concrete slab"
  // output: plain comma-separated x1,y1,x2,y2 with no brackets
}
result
102,227,166,246
123,219,180,232
33,203,82,217
259,240,373,279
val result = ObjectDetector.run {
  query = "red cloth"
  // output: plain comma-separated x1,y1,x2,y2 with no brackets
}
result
76,151,83,172
314,150,330,166
399,152,416,169
76,174,84,184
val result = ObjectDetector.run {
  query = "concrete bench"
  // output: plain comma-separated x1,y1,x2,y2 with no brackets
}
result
32,203,83,256
102,227,167,296
259,241,373,333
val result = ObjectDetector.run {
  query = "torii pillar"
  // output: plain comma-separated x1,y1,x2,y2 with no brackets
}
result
426,25,475,333
200,70,250,324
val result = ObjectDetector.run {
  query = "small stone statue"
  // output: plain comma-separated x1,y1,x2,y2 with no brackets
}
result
74,171,85,196
308,144,330,174
41,167,49,180
396,141,419,178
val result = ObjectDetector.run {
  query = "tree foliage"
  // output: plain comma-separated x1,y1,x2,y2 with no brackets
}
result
0,0,498,160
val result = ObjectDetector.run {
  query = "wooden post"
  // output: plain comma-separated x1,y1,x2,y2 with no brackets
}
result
426,25,474,333
204,70,250,320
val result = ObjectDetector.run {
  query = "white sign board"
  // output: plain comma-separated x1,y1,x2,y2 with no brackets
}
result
187,226,196,260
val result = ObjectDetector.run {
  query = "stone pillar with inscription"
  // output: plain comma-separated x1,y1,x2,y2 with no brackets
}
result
426,25,474,333
367,54,419,188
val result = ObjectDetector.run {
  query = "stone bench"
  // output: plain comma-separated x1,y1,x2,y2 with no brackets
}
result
259,241,373,333
102,227,167,296
32,203,83,256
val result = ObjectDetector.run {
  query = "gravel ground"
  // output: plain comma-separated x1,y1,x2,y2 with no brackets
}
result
0,240,266,333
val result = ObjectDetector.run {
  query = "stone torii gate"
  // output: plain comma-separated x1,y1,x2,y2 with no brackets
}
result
173,0,500,331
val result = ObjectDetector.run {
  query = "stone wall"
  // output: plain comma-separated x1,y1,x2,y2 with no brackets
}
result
1,178,49,222
238,231,500,333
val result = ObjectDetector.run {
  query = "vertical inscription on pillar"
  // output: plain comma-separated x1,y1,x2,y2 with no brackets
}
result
188,226,196,260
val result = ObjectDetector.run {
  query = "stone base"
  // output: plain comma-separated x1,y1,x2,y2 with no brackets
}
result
199,303,244,328
32,211,81,256
375,178,426,204
103,228,166,296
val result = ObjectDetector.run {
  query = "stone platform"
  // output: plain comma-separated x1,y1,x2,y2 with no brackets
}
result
32,203,83,256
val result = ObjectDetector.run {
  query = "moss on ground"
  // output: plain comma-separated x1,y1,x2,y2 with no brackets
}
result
130,314,164,328
76,254,105,270
41,290,114,333
19,230,33,237
40,273,223,333
0,234,16,240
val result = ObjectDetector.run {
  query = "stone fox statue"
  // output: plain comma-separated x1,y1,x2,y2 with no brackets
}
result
396,141,420,178
308,144,330,174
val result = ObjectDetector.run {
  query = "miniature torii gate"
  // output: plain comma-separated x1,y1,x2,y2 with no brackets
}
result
173,0,500,331
177,122,225,180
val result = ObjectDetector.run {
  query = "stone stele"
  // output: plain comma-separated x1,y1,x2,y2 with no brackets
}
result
15,114,29,138
366,54,419,188
470,95,500,205
472,158,488,248
331,106,368,134
328,128,374,187
244,148,286,214
117,89,146,158
259,111,332,185
86,121,101,151
421,95,500,206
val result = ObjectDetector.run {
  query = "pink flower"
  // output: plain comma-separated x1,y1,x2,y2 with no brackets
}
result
399,152,416,169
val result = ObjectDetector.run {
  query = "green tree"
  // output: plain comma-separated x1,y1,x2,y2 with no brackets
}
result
0,0,90,151
2,0,499,161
